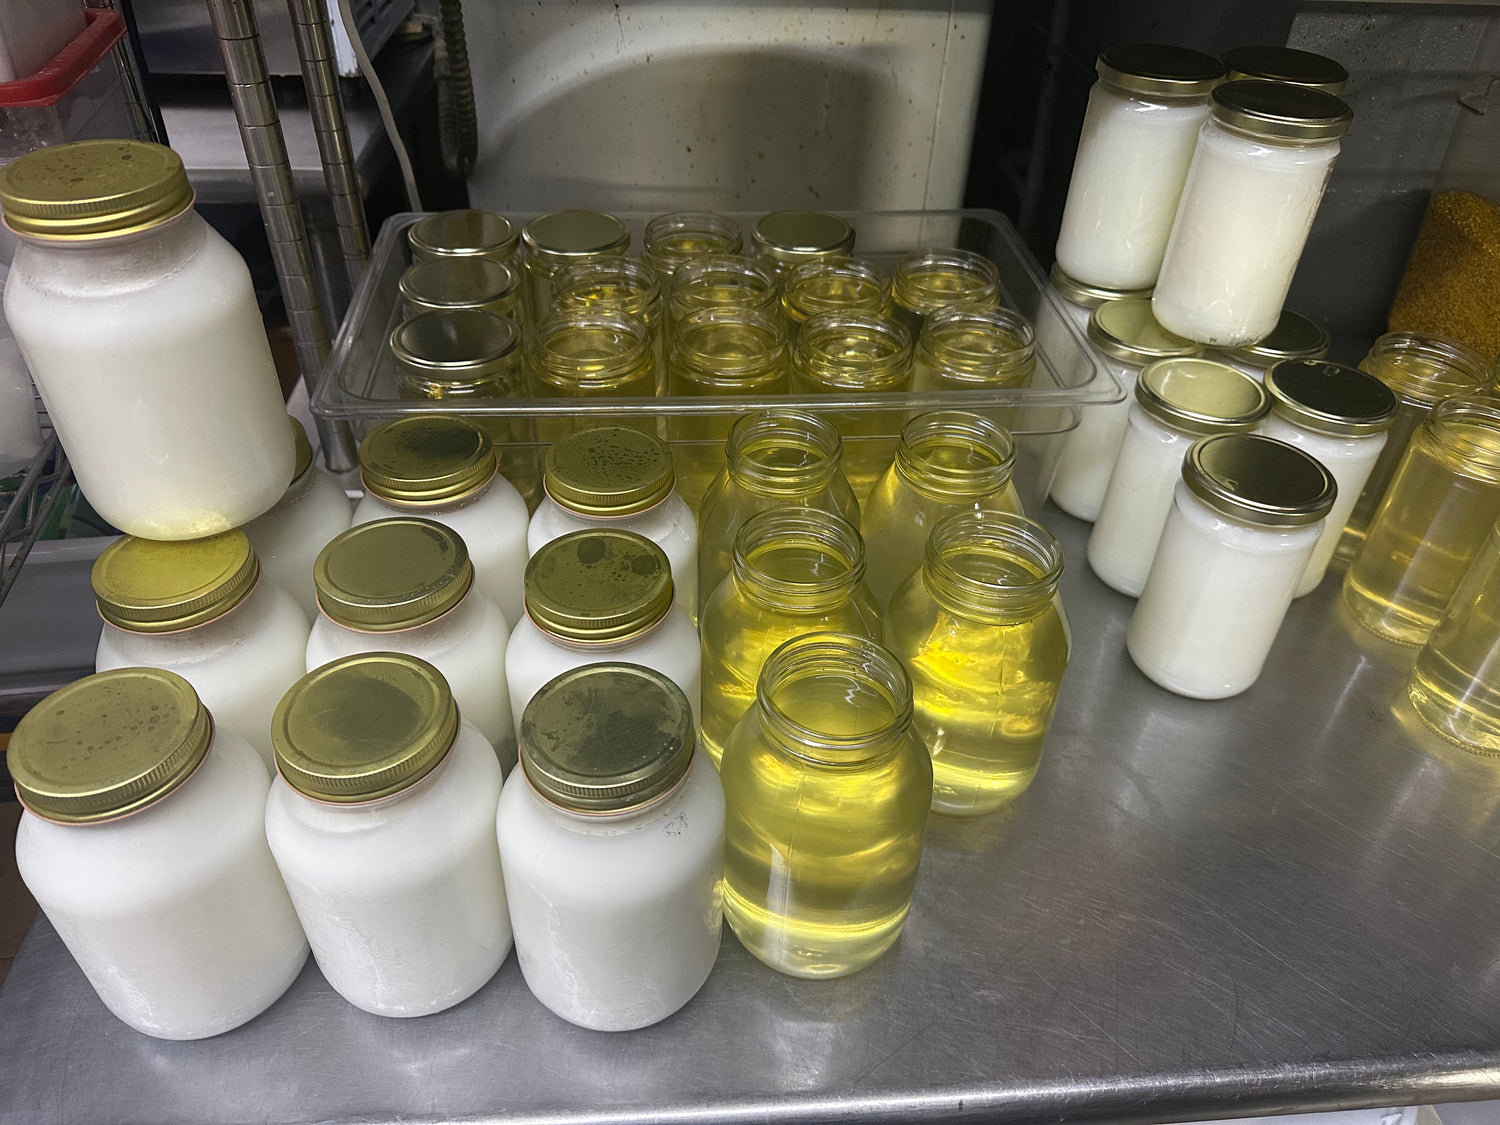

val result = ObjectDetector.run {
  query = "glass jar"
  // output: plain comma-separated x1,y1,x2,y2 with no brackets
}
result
698,408,862,619
1127,434,1336,698
699,510,882,766
750,209,855,280
520,208,629,321
1343,395,1500,646
668,253,781,326
780,258,891,345
498,663,723,1031
92,530,310,770
529,309,657,444
1152,81,1353,347
1260,359,1397,597
244,415,355,621
398,258,522,323
913,306,1037,392
720,632,931,978
506,528,700,737
1210,307,1331,380
306,517,516,771
886,511,1070,815
10,668,308,1039
1222,45,1348,94
551,255,667,391
1054,44,1226,292
352,415,530,626
889,248,1001,336
266,652,510,1018
407,208,519,265
0,140,293,539
1049,297,1201,521
1032,264,1150,395
643,210,743,285
1088,357,1269,597
863,411,1024,609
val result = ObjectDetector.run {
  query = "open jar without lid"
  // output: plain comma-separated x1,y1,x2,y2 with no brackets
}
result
643,211,743,281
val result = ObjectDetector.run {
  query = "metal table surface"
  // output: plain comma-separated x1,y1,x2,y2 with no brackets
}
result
3,508,1500,1125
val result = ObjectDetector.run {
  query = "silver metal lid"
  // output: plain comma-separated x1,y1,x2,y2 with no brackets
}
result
1136,357,1270,435
407,209,519,263
1088,298,1201,365
1182,433,1337,527
390,309,520,382
398,258,519,316
1265,359,1399,437
1223,45,1348,95
1210,80,1352,143
1096,43,1225,98
1049,263,1151,310
522,210,630,264
1215,308,1330,366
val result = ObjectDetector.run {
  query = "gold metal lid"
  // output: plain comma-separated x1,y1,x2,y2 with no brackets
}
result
289,415,315,480
1210,80,1352,143
524,529,673,643
314,518,473,631
1088,298,1201,365
1096,43,1225,98
92,531,260,633
543,426,675,517
1215,308,1330,366
390,309,520,385
1183,433,1337,527
1223,45,1348,94
752,210,855,266
407,209,519,262
1048,264,1152,309
272,652,459,804
9,668,212,824
1135,357,1270,435
522,210,630,267
1265,359,1398,437
520,663,694,813
398,258,520,316
0,140,195,240
358,415,497,505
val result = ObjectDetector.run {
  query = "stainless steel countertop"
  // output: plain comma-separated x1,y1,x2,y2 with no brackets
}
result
4,507,1500,1125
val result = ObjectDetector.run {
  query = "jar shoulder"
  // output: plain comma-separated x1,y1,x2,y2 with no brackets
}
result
99,582,308,669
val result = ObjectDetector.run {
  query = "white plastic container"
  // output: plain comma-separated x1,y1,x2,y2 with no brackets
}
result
92,530,310,770
243,416,354,621
351,415,529,626
1087,358,1268,597
0,141,293,539
1210,307,1331,381
1152,82,1353,347
265,652,511,1018
10,668,308,1040
1127,434,1335,698
305,517,516,772
506,528,700,737
498,663,724,1031
1055,44,1225,291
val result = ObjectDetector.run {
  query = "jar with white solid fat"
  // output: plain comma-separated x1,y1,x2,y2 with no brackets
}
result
306,517,516,771
0,140,293,540
1261,359,1397,598
1127,434,1335,698
1055,44,1226,291
1152,82,1353,347
92,530,310,770
1088,358,1269,597
266,652,510,1018
352,415,529,626
1048,297,1200,521
244,416,354,620
528,426,698,616
506,529,700,738
10,668,308,1039
1210,307,1331,381
499,663,724,1031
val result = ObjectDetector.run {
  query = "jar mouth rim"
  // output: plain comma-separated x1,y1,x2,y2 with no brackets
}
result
922,511,1064,620
671,308,788,379
732,510,866,605
1423,395,1500,480
896,410,1017,499
794,312,913,387
726,409,844,489
756,632,913,761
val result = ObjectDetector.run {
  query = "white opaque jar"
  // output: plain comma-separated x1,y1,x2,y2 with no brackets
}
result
0,141,293,539
1152,81,1353,347
11,668,308,1040
1049,297,1200,521
352,415,530,626
266,652,511,1018
1055,45,1225,291
306,517,515,770
507,528,701,737
498,663,723,1031
1088,358,1269,597
1210,307,1330,381
243,416,354,620
92,530,310,770
1127,434,1335,698
1261,359,1397,597
528,426,698,617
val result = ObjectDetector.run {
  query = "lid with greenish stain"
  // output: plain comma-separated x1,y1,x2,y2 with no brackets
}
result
314,518,473,631
0,140,195,240
1183,433,1336,527
92,531,260,633
359,415,496,505
1088,298,1201,366
524,529,673,642
1135,357,1270,435
543,426,675,517
1265,359,1398,438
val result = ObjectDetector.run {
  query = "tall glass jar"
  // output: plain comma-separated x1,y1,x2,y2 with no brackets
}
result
668,254,781,327
551,256,667,391
1210,307,1330,381
1222,45,1348,94
886,511,1070,815
408,209,519,265
750,210,855,280
720,632,931,978
913,306,1037,392
780,258,891,346
520,209,629,322
642,211,743,287
398,258,522,323
699,510,882,766
529,309,657,444
889,248,1001,336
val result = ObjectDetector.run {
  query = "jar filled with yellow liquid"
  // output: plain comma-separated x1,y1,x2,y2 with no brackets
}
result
643,211,743,286
528,309,657,443
780,258,892,346
913,306,1036,392
1343,394,1500,646
668,254,780,328
399,258,522,323
862,411,1023,609
698,409,861,620
520,209,630,323
699,510,882,766
720,631,931,977
552,256,667,391
886,511,1070,816
890,248,1001,337
750,210,855,281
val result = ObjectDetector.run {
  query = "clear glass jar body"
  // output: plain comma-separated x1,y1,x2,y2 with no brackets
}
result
265,722,509,1018
3,209,293,539
912,307,1036,392
243,465,354,621
667,254,780,328
497,749,724,1031
643,211,743,286
1128,483,1322,698
720,633,931,978
889,249,1001,337
1153,120,1342,346
95,579,310,770
1055,79,1213,291
1048,356,1147,521
529,309,657,445
551,257,667,393
15,729,308,1040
